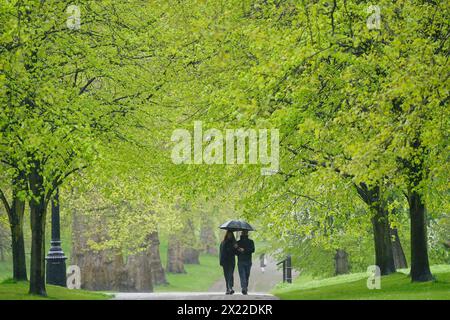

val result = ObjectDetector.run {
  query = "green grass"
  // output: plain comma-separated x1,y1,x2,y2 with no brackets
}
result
155,253,222,292
0,258,13,282
155,233,222,292
273,265,450,300
0,279,111,300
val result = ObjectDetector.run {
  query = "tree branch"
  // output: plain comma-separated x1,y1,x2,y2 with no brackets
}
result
79,77,97,95
0,188,11,216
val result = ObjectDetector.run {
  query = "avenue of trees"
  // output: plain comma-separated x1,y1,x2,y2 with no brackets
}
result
0,0,449,296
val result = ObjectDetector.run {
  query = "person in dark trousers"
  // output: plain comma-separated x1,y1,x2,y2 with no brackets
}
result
236,230,255,295
219,230,238,295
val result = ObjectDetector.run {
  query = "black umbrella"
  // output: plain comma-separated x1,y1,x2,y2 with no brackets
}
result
219,220,255,231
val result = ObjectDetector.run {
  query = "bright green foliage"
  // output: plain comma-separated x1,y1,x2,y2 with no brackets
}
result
0,0,448,292
198,0,450,276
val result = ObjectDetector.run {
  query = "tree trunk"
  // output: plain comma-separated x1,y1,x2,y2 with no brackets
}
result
0,228,5,261
0,224,5,262
356,183,396,275
406,138,433,282
167,236,185,273
408,190,433,282
183,247,200,264
71,208,129,291
1,173,28,281
334,249,349,275
391,228,408,269
10,196,28,281
200,218,217,255
126,251,153,292
29,195,48,295
28,165,48,296
10,221,27,281
371,205,396,275
148,231,167,285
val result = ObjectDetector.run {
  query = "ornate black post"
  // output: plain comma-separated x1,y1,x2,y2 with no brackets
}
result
46,189,67,286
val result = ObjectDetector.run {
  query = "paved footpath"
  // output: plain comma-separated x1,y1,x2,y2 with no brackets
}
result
113,292,277,300
114,256,287,300
209,255,287,294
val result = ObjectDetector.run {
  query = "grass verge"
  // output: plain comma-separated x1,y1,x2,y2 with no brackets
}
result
155,254,222,292
273,264,450,300
0,279,111,300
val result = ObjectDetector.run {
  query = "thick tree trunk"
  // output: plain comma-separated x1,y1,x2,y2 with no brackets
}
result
28,163,49,296
126,251,153,292
71,208,129,291
408,190,433,282
391,228,408,269
167,236,185,273
10,196,28,281
29,195,48,295
334,249,349,275
371,206,396,275
73,248,128,291
406,138,433,282
1,174,28,281
183,247,200,264
356,183,396,276
10,221,27,281
148,231,167,285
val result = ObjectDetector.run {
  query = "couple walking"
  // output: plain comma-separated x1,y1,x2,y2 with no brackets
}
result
219,230,255,295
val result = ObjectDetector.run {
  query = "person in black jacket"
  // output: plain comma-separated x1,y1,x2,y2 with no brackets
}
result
219,230,238,294
236,230,255,295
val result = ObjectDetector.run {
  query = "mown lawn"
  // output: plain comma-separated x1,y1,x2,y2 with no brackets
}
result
154,233,222,292
273,265,450,300
0,279,111,300
154,253,222,292
0,258,13,282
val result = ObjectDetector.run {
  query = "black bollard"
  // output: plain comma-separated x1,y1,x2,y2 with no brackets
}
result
286,255,292,284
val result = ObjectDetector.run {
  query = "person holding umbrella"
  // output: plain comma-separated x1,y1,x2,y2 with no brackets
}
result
219,230,238,295
219,220,255,295
236,230,255,295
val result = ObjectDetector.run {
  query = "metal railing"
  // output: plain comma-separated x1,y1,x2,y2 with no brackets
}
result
276,255,292,283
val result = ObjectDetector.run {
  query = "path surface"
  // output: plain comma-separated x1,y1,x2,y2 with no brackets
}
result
209,255,285,293
113,292,277,300
113,255,286,300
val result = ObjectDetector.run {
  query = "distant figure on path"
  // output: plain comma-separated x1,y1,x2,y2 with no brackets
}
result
260,253,266,273
219,230,238,295
236,230,255,295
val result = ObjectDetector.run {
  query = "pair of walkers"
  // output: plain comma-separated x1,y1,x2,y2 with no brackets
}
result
219,230,255,295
